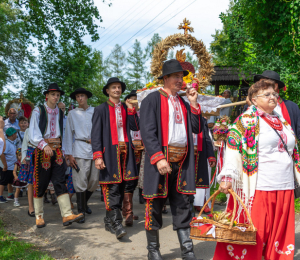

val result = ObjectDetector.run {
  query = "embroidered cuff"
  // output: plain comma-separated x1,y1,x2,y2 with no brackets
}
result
208,157,216,163
150,151,165,165
37,140,47,150
93,151,103,160
221,176,232,183
191,104,201,115
127,107,137,115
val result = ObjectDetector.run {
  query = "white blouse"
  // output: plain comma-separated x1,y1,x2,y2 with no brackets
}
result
256,117,295,191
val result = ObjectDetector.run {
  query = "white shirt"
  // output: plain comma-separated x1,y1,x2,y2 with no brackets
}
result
29,103,62,150
274,103,283,116
131,111,141,140
168,95,187,147
0,139,17,170
256,117,295,191
21,129,35,162
64,106,94,160
115,103,124,142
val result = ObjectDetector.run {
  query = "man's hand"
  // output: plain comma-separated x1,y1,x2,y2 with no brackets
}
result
219,181,232,194
66,155,78,169
156,159,172,175
0,116,4,130
95,158,106,170
186,88,198,108
209,161,216,168
2,165,7,172
125,99,134,109
22,159,26,164
44,145,53,157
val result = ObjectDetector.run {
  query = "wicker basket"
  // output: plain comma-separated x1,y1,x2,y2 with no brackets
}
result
190,189,257,245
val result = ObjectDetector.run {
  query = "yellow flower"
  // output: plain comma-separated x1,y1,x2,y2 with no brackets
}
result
183,70,193,84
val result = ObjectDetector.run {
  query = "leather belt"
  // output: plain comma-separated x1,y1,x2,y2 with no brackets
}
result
44,138,61,150
118,142,127,154
132,140,144,151
75,139,91,144
168,145,187,163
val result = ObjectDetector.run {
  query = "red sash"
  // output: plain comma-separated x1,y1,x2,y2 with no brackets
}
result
279,98,291,126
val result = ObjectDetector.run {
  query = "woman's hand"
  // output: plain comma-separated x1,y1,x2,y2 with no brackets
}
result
219,181,232,194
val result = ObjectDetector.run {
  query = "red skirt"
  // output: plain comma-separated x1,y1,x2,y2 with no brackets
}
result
213,190,295,260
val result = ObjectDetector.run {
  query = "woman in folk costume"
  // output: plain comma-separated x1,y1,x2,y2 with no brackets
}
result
214,79,300,260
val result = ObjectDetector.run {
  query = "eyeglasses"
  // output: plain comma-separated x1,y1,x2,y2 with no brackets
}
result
256,92,279,99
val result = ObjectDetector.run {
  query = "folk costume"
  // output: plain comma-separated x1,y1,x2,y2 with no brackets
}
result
91,77,140,239
193,119,216,211
139,59,204,260
29,83,83,228
214,105,300,260
121,90,143,226
64,88,99,223
255,70,300,139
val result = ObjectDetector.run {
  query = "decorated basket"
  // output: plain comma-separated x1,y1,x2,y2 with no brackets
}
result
190,189,257,245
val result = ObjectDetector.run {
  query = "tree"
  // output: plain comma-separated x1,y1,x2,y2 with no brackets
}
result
145,33,162,60
105,44,126,81
127,40,146,90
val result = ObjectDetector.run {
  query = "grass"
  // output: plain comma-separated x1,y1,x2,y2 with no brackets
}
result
295,198,300,213
0,218,54,260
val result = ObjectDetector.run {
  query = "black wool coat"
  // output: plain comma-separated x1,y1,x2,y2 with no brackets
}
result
91,100,139,184
140,89,204,199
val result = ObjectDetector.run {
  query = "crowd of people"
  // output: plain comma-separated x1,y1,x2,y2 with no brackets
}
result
0,60,299,260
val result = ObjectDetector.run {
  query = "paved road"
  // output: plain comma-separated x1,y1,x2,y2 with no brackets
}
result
0,191,300,260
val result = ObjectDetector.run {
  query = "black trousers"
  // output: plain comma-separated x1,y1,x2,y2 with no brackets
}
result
145,163,192,231
33,148,68,198
102,181,126,210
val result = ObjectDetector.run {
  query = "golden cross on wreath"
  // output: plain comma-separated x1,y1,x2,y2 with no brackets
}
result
178,18,194,35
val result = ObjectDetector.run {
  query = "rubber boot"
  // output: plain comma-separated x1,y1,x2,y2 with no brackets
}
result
177,228,201,260
86,190,93,214
57,193,84,226
107,209,127,239
139,188,144,204
34,197,45,228
104,211,115,234
123,193,133,226
76,192,86,223
146,230,163,260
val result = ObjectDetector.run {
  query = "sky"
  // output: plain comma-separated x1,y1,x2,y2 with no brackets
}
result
85,0,230,58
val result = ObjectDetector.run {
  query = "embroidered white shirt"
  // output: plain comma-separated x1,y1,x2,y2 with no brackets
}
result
115,102,124,142
256,116,295,191
131,111,141,140
168,95,187,147
63,106,94,160
29,103,62,150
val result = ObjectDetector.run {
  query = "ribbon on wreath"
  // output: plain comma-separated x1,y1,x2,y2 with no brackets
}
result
210,141,225,187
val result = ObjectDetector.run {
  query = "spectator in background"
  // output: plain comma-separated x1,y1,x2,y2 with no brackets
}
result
4,108,20,132
0,127,18,203
16,116,29,149
219,90,233,117
0,116,6,156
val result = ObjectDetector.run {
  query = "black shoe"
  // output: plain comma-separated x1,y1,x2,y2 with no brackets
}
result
162,205,168,214
19,189,23,197
146,230,163,260
85,190,93,214
139,188,144,204
43,192,50,203
104,214,115,234
107,209,127,239
177,228,197,260
76,192,86,224
28,210,35,217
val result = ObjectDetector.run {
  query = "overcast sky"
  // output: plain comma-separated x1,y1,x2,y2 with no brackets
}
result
86,0,230,58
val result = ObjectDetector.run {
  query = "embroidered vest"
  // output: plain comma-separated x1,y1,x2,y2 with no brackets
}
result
38,105,64,139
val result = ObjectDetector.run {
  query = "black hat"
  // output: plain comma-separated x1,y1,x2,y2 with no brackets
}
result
70,88,93,100
43,83,65,96
103,77,126,97
157,59,189,79
124,90,137,101
254,70,285,89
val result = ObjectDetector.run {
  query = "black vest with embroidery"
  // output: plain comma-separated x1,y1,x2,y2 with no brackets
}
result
38,105,64,139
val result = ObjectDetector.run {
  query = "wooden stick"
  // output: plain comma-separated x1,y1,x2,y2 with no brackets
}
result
218,100,246,108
